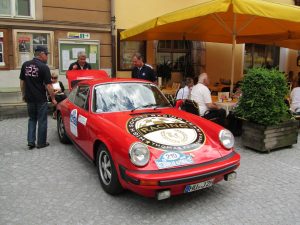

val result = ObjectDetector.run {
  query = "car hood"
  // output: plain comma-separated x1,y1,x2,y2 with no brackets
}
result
99,108,227,169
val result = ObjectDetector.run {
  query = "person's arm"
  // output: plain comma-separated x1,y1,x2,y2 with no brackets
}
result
206,102,220,110
19,64,26,102
203,87,220,110
20,80,26,102
69,62,78,70
43,66,57,105
87,63,92,69
46,84,57,106
59,81,65,93
176,88,184,100
149,67,156,82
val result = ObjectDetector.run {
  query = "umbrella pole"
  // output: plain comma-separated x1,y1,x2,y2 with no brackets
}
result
230,35,236,95
230,13,236,96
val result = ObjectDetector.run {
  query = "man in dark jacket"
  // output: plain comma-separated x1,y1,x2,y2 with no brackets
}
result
20,46,57,149
131,53,156,82
68,51,92,70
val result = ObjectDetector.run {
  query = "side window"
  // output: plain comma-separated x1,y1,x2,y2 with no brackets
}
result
74,86,90,110
68,86,78,103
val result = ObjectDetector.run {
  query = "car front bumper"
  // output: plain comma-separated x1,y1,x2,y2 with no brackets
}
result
119,151,240,198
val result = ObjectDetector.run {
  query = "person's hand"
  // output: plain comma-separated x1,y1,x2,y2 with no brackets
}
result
52,99,57,106
72,64,78,70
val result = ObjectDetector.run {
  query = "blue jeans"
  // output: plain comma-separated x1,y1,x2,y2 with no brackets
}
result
27,102,48,146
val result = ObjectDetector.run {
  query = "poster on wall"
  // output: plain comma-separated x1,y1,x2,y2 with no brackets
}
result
32,33,48,51
18,36,31,52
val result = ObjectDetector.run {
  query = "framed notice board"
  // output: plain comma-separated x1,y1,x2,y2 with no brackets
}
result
59,39,100,74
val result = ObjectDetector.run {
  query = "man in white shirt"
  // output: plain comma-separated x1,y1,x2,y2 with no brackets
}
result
290,79,300,114
191,73,226,126
176,77,194,100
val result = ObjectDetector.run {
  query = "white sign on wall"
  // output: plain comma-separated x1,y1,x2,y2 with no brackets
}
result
67,32,90,39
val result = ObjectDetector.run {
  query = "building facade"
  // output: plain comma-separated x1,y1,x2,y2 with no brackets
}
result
0,0,112,88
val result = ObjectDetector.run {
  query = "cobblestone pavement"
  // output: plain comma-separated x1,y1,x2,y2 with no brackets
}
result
0,117,300,225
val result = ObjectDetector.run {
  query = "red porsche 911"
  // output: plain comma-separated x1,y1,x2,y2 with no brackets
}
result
56,70,240,200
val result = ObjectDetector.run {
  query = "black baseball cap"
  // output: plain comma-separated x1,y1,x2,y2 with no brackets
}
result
35,46,50,54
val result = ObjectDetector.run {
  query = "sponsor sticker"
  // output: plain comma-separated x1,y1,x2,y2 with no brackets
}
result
155,151,193,169
70,109,78,137
127,114,205,152
78,115,87,126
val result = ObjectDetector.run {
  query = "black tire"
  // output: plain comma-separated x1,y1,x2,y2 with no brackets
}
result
96,144,123,195
57,112,70,144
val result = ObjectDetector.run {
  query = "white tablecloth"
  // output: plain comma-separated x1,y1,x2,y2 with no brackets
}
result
215,101,237,115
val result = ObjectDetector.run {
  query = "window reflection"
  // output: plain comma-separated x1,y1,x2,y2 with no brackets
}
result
94,83,169,113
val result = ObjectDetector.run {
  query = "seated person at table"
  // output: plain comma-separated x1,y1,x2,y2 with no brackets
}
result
176,77,194,100
191,73,226,126
233,81,242,98
290,78,300,114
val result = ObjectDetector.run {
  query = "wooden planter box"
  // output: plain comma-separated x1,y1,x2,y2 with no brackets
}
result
241,120,299,153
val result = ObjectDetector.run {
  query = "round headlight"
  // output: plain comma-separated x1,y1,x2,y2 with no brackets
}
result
129,142,150,167
219,129,235,149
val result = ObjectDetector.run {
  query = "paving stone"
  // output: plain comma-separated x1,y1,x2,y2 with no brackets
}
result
0,117,300,225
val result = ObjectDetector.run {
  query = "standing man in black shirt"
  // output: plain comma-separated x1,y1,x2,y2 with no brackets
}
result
131,53,156,82
20,46,57,150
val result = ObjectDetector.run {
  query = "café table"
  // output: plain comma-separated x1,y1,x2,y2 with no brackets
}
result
212,96,237,115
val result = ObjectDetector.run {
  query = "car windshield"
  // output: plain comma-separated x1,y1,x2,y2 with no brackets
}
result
94,82,170,113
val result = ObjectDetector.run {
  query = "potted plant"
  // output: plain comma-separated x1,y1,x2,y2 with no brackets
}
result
234,67,298,153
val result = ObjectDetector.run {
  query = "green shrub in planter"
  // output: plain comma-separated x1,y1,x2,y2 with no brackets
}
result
235,67,290,126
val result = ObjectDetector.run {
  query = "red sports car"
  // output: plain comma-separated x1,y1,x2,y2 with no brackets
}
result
56,71,240,200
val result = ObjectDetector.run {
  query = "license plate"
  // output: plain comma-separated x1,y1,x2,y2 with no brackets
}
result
184,179,214,193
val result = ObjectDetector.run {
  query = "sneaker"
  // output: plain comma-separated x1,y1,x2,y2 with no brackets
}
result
27,143,36,150
37,142,50,149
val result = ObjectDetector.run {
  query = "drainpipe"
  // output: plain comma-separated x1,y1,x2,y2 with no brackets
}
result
111,0,116,78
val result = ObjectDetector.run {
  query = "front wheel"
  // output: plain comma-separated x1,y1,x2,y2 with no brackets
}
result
96,144,123,195
57,112,70,144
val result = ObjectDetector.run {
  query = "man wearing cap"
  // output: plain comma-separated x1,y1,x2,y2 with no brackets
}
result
20,45,57,150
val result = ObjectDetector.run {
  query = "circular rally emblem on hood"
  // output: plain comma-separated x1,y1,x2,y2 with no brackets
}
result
127,114,205,152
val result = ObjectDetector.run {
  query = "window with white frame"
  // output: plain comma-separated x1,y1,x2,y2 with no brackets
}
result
0,0,35,18
13,30,54,68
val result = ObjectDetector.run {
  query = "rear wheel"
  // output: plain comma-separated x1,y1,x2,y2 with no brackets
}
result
96,144,123,195
57,112,70,144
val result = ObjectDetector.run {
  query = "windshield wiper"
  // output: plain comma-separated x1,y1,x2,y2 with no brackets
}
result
154,103,172,110
131,104,160,112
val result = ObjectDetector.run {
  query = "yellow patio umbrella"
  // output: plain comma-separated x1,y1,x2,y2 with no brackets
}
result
121,0,300,93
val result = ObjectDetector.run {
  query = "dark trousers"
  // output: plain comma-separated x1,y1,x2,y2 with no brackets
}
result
27,102,48,146
226,111,243,136
203,108,226,126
